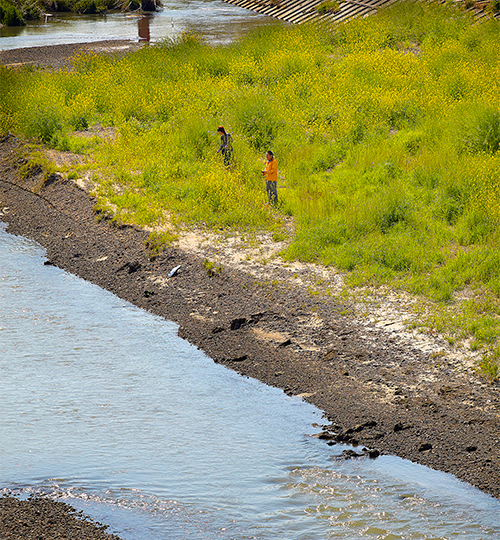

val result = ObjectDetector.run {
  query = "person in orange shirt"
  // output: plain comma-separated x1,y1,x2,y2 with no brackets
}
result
262,150,278,205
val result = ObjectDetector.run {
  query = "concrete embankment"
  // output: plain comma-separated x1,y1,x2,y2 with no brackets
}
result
222,0,499,25
223,0,396,24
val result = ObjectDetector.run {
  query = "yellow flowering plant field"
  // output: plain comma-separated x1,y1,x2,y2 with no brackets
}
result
1,1,500,375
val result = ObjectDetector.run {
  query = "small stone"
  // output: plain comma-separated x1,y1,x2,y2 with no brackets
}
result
318,432,336,440
230,318,246,330
227,355,247,362
342,449,361,459
418,443,432,452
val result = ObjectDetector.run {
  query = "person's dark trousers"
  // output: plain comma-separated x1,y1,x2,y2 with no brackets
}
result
266,180,278,205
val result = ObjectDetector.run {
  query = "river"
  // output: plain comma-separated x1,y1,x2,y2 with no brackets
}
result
0,0,280,50
1,225,500,539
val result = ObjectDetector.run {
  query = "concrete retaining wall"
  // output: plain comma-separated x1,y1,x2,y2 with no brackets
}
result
222,0,499,25
222,0,397,25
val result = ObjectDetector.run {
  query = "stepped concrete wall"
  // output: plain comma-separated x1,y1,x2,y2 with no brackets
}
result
222,0,499,25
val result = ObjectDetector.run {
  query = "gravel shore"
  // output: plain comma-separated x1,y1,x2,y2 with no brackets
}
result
0,495,122,540
0,40,143,70
1,41,500,537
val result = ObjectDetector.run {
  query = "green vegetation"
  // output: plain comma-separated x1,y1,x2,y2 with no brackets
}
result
203,259,224,277
1,2,500,377
490,0,500,13
315,1,340,15
145,230,178,258
0,0,24,25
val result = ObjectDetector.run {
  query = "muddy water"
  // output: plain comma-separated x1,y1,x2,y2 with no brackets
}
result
1,224,500,539
0,0,279,50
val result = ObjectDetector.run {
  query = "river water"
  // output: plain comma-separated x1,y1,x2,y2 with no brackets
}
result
0,0,279,50
1,226,500,539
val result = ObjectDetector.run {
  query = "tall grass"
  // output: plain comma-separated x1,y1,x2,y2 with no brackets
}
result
1,1,500,374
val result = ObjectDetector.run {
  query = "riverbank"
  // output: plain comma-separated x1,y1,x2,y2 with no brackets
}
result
0,40,143,70
1,39,500,534
0,495,121,539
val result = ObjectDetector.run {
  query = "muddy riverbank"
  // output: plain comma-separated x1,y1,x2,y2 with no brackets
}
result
0,40,143,70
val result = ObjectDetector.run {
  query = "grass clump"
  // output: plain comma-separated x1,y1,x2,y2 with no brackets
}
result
477,352,500,381
203,259,223,277
315,1,340,15
145,230,178,258
2,2,500,375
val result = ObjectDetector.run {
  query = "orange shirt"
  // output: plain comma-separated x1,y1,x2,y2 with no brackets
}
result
264,157,278,182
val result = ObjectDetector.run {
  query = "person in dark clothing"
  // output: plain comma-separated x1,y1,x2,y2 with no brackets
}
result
217,126,233,166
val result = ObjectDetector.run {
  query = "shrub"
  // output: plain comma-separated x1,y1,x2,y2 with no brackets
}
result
488,0,500,14
234,95,283,151
0,0,24,25
458,107,500,155
315,0,340,15
25,107,62,144
73,0,111,13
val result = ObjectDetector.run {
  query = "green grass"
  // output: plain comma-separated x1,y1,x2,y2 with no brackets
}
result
315,1,340,15
1,1,500,378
